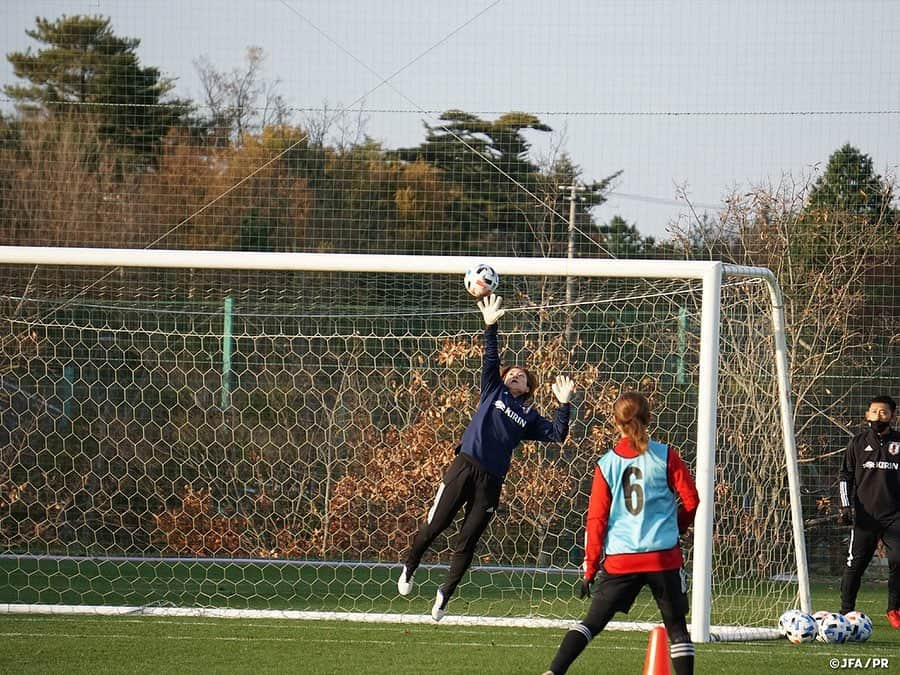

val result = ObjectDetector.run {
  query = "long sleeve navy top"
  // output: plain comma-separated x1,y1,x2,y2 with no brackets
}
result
458,324,571,480
839,426,900,521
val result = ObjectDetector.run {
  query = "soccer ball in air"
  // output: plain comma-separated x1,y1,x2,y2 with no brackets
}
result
816,612,852,644
783,612,817,644
464,264,499,298
843,611,873,642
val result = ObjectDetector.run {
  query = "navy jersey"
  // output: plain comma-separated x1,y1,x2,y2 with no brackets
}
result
458,325,570,480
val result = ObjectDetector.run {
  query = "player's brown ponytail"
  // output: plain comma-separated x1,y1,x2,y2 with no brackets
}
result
613,392,651,454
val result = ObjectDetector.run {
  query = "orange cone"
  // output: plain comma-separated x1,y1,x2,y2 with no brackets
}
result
642,626,671,675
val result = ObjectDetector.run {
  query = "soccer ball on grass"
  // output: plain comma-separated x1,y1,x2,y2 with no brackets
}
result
778,609,804,636
464,264,499,298
782,612,817,644
816,612,851,644
843,611,873,642
811,610,831,625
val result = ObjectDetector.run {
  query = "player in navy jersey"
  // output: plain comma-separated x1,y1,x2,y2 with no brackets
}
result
544,392,699,675
837,395,900,627
397,294,575,621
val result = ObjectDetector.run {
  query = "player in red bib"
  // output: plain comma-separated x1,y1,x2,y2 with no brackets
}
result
544,391,699,675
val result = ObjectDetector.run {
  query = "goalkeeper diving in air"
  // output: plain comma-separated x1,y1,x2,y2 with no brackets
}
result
397,293,575,621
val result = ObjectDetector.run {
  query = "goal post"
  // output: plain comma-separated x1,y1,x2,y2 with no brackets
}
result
0,246,809,642
690,262,811,641
717,264,812,641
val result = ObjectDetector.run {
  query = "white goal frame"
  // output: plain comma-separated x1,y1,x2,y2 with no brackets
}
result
0,246,811,643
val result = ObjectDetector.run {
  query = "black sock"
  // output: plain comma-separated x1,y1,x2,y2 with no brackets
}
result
548,624,594,675
670,640,694,675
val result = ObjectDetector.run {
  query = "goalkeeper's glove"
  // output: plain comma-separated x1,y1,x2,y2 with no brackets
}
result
578,577,594,599
839,507,853,526
551,375,575,404
478,294,506,326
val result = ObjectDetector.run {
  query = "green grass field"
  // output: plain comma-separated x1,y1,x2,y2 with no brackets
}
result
1,557,898,673
2,603,898,675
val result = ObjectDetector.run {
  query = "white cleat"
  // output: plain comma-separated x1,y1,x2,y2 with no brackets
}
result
431,589,448,622
397,565,414,596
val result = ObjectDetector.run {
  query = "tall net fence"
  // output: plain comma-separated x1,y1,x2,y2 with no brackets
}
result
0,0,898,626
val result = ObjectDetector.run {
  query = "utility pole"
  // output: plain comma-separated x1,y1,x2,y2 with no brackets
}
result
559,183,585,345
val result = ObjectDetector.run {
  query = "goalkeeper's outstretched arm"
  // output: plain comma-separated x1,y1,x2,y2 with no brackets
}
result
523,376,575,443
478,295,504,394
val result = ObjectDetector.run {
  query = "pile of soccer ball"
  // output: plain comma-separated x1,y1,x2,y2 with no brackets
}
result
778,609,873,644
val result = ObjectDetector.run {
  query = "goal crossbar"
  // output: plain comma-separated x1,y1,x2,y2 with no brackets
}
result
0,246,724,277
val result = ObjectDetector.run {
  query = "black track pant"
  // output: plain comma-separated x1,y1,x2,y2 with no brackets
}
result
548,569,693,675
841,511,900,613
404,453,502,600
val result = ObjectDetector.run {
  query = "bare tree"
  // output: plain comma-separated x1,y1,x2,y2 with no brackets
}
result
300,100,369,151
668,171,898,573
194,46,290,147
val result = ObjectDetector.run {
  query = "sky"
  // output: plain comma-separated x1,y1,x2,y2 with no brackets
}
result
3,0,900,240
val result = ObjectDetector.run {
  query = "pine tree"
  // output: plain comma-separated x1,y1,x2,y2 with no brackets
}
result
806,144,896,225
5,15,189,159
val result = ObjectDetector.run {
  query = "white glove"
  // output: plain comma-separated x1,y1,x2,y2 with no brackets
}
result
551,375,575,404
478,294,506,326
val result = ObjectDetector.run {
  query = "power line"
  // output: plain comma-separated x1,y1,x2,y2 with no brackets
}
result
607,191,723,210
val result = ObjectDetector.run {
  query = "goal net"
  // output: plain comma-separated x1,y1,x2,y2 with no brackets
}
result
0,248,808,641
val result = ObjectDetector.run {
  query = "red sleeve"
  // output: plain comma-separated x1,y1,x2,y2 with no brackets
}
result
583,465,611,581
668,448,699,533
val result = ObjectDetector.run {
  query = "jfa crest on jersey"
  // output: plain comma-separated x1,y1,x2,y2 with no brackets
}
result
889,442,900,456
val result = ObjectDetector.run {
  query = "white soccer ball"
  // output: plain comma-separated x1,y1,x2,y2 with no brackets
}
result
812,610,831,624
816,612,852,644
784,612,817,644
464,263,499,298
778,609,804,636
844,611,873,642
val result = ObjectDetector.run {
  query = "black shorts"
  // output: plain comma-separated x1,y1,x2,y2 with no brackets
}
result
591,567,688,620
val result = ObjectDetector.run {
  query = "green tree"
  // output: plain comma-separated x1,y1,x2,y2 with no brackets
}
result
5,15,189,158
806,144,896,225
394,110,553,255
542,152,621,258
804,144,899,359
788,144,898,277
397,110,549,182
598,215,656,258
